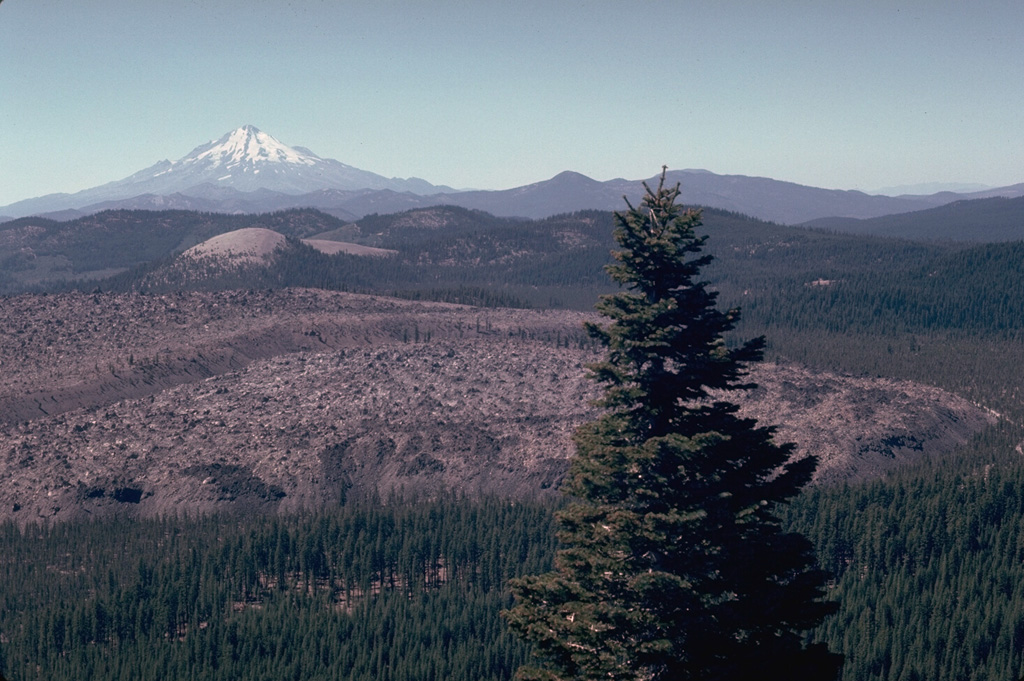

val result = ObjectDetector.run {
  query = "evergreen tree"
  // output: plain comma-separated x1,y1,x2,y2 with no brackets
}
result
506,169,842,680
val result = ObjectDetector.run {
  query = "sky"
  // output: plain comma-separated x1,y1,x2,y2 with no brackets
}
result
1,0,1023,207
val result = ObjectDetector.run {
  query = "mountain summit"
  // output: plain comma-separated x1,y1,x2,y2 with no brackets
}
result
180,125,322,173
119,125,438,195
0,126,451,218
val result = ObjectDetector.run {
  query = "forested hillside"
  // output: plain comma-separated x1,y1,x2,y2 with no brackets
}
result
0,209,354,293
10,204,1022,336
785,424,1024,680
3,430,1024,681
50,204,1019,334
0,497,556,681
2,201,1024,680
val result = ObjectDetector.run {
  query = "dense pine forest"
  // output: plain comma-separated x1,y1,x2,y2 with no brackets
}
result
786,427,1024,680
0,497,557,681
3,204,1024,679
3,432,1024,681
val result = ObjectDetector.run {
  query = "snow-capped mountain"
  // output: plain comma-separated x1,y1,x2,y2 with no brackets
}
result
3,126,1022,223
0,126,452,218
123,125,433,195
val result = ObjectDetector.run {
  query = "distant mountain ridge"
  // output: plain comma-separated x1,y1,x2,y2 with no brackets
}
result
802,195,1024,241
0,126,454,218
2,126,1022,224
869,182,993,196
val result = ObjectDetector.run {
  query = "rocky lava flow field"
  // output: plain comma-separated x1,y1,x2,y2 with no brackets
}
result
0,289,997,522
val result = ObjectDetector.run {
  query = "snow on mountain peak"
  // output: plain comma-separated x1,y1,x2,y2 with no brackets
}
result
184,125,319,169
0,126,450,215
108,125,426,195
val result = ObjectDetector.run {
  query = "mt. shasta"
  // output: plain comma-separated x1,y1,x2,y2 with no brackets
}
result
1,126,452,217
121,125,447,195
3,125,1022,224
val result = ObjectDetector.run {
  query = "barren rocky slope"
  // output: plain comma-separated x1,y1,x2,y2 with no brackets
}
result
0,289,997,522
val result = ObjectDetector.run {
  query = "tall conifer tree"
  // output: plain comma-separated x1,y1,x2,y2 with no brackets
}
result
506,169,842,680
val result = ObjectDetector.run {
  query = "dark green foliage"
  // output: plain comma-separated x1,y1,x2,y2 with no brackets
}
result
783,423,1024,681
6,456,1024,681
0,497,557,681
506,171,841,680
732,239,1024,338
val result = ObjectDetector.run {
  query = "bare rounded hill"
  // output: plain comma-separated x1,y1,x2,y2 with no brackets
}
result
0,289,996,522
183,227,396,263
184,227,288,263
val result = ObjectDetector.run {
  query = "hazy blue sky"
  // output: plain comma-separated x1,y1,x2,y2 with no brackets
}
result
2,1,1022,206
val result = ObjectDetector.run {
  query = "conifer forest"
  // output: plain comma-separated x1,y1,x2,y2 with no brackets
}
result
3,193,1024,680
